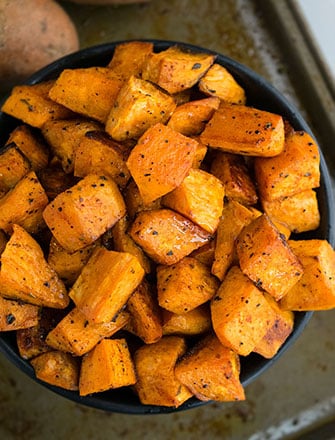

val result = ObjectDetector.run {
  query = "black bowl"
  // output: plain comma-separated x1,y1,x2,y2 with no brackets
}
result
0,40,334,414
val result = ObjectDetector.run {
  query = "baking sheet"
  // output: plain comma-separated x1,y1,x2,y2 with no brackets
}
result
0,0,335,438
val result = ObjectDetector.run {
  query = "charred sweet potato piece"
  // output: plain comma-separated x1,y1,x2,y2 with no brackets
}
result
254,130,320,201
280,240,335,311
69,248,144,323
162,168,225,234
79,338,136,396
199,63,246,104
200,104,285,157
74,130,130,188
49,67,124,123
0,143,31,196
0,224,69,308
0,171,48,234
162,304,211,336
157,256,219,314
1,81,73,128
175,334,245,402
211,266,278,356
142,45,215,94
129,208,212,265
167,96,220,136
134,335,193,407
43,174,126,252
125,280,162,344
41,118,101,174
46,307,129,356
107,41,154,79
126,123,198,204
210,152,258,205
105,76,176,142
6,125,49,171
31,351,79,391
236,214,303,301
0,296,39,331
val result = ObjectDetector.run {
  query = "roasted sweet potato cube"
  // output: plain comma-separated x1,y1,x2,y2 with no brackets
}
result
253,294,294,358
175,334,245,401
125,280,162,344
49,67,124,123
162,168,225,234
0,296,39,331
254,130,320,201
0,171,49,234
105,76,176,142
262,189,320,233
30,351,79,391
157,256,219,314
6,125,49,171
129,208,212,265
142,45,215,94
192,139,208,169
79,338,136,396
167,96,220,136
1,81,73,128
211,266,278,356
236,214,303,301
190,240,216,267
134,335,193,407
74,130,130,188
0,224,69,308
210,152,258,205
162,304,211,336
112,216,152,274
0,143,31,196
69,248,144,323
41,118,101,174
200,104,285,157
46,307,129,356
48,237,99,286
198,63,246,104
123,180,162,219
107,41,154,79
38,164,77,201
280,239,335,311
126,123,198,204
43,174,126,252
212,200,260,281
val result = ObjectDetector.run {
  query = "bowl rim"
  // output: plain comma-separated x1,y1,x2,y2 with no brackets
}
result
0,39,334,415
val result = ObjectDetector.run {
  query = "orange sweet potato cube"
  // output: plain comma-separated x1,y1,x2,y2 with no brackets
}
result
129,208,212,265
210,266,278,356
280,239,335,311
49,67,124,123
162,304,211,336
123,179,162,219
105,76,176,142
198,63,246,104
69,248,144,323
175,334,245,402
157,256,219,314
126,123,198,204
142,45,215,94
0,224,69,309
167,96,220,136
254,130,320,201
46,307,129,356
236,214,303,301
162,168,225,234
31,351,79,391
134,335,193,407
0,295,39,331
79,338,136,396
262,189,320,233
43,174,126,252
210,151,258,205
0,144,31,196
200,104,285,157
107,41,154,79
1,81,73,128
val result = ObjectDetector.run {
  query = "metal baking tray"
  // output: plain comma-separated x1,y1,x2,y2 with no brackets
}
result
0,0,334,438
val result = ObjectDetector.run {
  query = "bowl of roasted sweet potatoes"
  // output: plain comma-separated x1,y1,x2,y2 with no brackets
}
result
0,40,334,414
